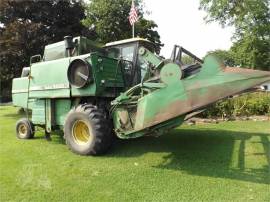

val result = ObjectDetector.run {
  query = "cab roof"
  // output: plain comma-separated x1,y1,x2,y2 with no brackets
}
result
105,37,153,47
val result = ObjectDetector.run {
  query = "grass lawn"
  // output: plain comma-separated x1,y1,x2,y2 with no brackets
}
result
0,106,269,202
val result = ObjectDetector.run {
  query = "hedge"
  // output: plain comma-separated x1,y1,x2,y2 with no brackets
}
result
200,92,270,118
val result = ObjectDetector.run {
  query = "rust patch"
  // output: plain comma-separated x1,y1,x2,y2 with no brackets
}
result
224,67,270,75
118,111,129,126
140,99,191,129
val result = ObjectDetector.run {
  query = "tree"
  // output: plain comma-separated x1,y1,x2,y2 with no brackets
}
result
0,0,87,101
181,55,195,65
199,0,269,38
200,0,270,70
205,49,236,67
230,33,270,70
83,0,162,53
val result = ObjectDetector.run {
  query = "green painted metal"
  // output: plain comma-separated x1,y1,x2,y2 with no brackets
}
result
71,53,125,97
29,57,71,98
138,47,161,66
160,63,182,83
31,99,45,125
12,77,29,108
43,36,103,61
54,99,71,126
12,53,125,101
45,99,53,132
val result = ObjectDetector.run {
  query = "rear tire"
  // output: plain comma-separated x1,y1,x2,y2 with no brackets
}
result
16,118,35,139
64,104,113,155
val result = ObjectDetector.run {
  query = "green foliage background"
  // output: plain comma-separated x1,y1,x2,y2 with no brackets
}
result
201,92,270,118
200,0,270,70
83,0,162,53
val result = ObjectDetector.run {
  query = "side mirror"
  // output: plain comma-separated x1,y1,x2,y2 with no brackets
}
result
30,54,42,65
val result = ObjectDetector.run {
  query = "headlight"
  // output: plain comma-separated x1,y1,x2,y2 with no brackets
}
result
67,59,92,88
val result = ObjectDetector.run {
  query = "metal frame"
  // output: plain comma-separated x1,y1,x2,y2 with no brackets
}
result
170,45,203,64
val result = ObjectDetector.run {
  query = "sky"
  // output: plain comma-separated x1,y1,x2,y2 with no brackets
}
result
143,0,235,58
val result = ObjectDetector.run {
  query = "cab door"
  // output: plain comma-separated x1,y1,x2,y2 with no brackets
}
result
107,42,139,87
120,44,137,87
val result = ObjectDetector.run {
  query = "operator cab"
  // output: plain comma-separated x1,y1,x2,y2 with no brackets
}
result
105,38,156,87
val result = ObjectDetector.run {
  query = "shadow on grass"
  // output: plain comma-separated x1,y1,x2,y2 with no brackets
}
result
109,128,270,185
34,129,66,145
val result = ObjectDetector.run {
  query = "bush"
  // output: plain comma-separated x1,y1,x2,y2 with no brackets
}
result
200,92,270,118
0,81,12,103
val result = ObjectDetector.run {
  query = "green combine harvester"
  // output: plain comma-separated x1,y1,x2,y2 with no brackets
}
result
12,36,270,155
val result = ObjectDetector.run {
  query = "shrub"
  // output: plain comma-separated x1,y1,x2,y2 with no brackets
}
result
200,92,270,118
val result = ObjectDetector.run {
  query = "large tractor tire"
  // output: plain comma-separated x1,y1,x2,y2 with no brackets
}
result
64,104,113,155
16,118,35,139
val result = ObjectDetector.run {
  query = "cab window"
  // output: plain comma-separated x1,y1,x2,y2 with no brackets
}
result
107,44,135,62
137,43,156,81
121,45,135,61
107,47,120,58
138,54,148,81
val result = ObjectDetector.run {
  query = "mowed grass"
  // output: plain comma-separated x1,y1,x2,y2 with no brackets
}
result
0,106,269,202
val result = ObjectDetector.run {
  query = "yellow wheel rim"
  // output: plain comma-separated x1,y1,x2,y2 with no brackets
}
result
72,120,92,145
18,124,27,137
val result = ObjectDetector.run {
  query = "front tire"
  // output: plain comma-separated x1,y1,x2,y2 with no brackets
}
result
64,104,113,155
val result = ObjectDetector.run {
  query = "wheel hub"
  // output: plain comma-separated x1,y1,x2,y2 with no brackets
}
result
18,124,27,137
72,120,92,145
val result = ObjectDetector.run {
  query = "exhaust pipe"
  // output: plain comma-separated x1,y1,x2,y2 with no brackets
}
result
64,36,74,57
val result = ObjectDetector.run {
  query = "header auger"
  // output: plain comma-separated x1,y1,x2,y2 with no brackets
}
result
12,36,270,155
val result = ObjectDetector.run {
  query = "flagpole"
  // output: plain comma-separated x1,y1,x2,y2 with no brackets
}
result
132,0,135,38
132,23,134,38
129,0,137,38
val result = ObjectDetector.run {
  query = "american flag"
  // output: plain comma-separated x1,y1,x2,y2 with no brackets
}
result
129,1,138,25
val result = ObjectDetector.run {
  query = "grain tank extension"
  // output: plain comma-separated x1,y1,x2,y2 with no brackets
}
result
12,36,270,155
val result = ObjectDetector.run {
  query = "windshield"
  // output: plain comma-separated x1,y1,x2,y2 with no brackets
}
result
107,44,135,61
138,54,149,81
122,46,134,61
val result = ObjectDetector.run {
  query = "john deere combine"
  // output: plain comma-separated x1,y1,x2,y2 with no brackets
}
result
12,36,270,155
